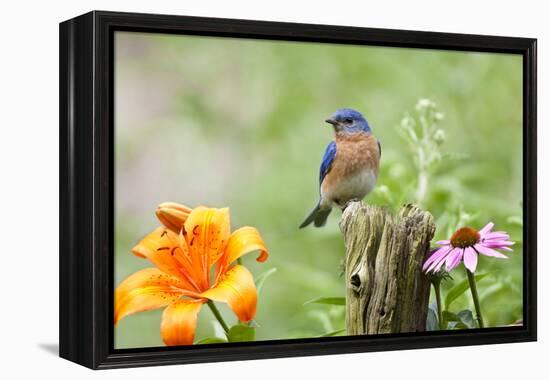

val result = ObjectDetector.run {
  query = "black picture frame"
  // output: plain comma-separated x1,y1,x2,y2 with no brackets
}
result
59,10,537,369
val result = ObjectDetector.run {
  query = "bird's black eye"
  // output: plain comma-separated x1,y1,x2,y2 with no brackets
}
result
345,118,353,124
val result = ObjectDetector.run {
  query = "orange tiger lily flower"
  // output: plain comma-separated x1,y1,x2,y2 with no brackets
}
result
115,203,269,346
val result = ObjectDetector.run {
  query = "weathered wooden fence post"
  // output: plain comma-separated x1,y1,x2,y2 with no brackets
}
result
340,201,435,335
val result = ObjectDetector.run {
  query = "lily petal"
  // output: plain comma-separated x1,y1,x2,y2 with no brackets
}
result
201,265,257,322
224,226,269,264
184,207,231,287
132,227,199,291
161,299,205,346
115,268,194,325
463,247,478,273
156,202,192,233
215,226,268,281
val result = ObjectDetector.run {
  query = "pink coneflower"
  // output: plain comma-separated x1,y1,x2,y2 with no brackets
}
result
423,222,514,274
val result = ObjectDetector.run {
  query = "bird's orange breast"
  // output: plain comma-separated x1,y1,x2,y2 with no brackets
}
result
320,131,380,206
332,132,380,176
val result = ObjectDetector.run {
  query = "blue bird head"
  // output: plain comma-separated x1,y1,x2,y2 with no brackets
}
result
325,108,370,134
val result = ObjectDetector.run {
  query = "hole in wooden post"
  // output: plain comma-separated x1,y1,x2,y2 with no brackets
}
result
351,274,361,288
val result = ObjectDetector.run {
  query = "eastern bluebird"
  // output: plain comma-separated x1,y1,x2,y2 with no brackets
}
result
299,108,381,228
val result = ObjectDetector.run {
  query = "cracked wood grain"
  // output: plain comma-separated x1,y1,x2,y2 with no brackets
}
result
340,202,435,335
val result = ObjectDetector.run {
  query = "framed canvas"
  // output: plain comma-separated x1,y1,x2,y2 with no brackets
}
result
59,11,537,369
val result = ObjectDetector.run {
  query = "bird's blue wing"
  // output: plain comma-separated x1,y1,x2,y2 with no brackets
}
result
319,141,337,185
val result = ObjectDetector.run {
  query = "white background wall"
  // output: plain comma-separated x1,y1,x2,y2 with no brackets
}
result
0,0,547,378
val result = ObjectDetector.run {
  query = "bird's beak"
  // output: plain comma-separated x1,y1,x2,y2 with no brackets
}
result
325,118,337,126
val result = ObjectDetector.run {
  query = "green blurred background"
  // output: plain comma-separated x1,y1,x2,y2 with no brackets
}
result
114,31,523,348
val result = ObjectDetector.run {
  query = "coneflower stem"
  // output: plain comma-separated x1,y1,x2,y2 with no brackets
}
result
207,300,229,334
466,269,484,328
432,279,444,330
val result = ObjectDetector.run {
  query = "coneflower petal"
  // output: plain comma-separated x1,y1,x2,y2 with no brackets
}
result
476,244,509,258
478,222,494,236
423,246,452,271
463,247,478,273
483,232,510,241
446,248,464,271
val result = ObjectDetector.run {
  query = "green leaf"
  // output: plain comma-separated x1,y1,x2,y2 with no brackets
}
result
457,309,475,329
447,321,466,330
255,267,277,295
442,310,457,324
307,310,334,332
303,297,346,306
426,307,438,331
195,337,228,345
444,273,490,310
442,311,465,329
442,310,471,330
227,324,256,342
318,328,346,337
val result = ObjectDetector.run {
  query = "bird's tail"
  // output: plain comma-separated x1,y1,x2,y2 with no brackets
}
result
299,202,332,229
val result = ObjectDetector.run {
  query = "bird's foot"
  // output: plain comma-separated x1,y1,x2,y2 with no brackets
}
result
341,198,361,211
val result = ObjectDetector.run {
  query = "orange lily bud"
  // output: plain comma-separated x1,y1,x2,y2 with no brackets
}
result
155,202,192,233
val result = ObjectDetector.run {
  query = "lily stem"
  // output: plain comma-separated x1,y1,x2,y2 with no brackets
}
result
466,269,484,328
207,300,230,334
432,279,444,330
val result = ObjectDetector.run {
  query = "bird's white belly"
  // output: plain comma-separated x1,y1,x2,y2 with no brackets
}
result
325,168,377,207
